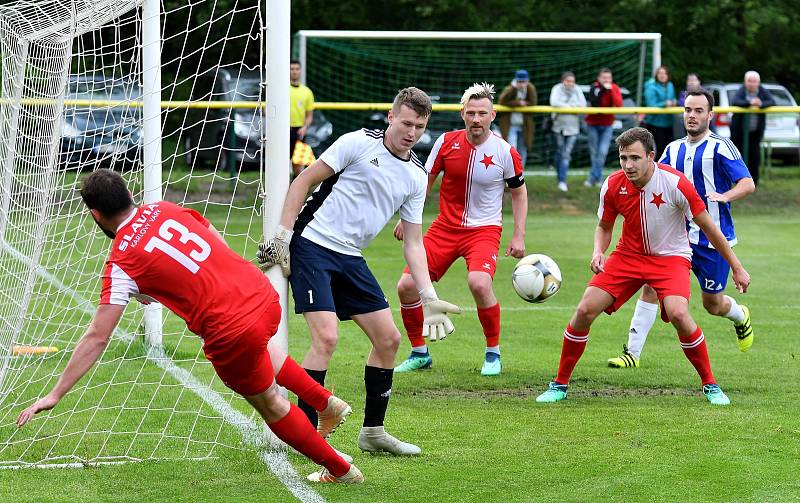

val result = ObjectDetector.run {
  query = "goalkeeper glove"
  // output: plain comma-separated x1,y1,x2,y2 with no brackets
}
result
419,286,461,341
257,225,293,277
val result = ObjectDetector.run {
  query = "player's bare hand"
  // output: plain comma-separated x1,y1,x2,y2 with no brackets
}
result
297,126,307,140
590,252,605,274
505,235,525,259
257,225,293,277
17,394,59,428
732,266,751,293
419,287,461,341
393,220,404,241
706,191,729,204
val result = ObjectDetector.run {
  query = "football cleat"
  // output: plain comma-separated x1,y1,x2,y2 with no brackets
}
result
358,426,421,456
702,384,731,405
480,352,502,376
307,464,364,484
393,351,432,373
317,395,352,439
607,344,640,368
535,381,568,403
735,305,753,352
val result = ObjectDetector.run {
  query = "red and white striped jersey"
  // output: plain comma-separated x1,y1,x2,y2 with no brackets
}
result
426,130,524,228
99,201,276,345
598,163,706,260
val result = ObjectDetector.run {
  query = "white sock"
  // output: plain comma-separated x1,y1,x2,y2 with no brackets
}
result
411,344,428,355
627,299,658,359
485,345,500,355
723,295,746,324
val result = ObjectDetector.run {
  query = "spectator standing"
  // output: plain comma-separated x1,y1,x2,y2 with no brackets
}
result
549,72,586,191
642,65,677,159
730,70,775,185
499,69,537,168
290,59,315,177
585,68,623,186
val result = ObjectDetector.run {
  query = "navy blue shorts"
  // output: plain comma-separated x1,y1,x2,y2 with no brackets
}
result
289,235,389,321
691,244,730,293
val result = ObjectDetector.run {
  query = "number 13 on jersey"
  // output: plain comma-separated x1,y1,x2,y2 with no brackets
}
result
144,219,211,273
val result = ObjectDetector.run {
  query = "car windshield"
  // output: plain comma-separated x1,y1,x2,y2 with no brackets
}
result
67,80,140,101
727,88,795,107
232,79,261,101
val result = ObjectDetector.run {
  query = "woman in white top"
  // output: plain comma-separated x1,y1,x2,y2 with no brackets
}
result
550,72,587,191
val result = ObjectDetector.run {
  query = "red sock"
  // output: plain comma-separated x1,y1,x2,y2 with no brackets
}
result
477,303,501,347
268,403,350,477
679,326,715,385
555,324,589,384
401,300,425,349
275,357,331,411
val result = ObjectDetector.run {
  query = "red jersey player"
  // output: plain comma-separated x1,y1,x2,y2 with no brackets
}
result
535,127,750,405
16,169,363,484
394,83,528,376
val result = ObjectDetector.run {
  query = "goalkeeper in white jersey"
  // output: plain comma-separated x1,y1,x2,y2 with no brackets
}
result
258,87,460,456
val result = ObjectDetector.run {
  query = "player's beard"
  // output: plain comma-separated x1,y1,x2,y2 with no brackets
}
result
685,118,709,138
92,216,116,240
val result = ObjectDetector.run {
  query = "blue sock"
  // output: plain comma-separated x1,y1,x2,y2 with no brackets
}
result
411,345,429,356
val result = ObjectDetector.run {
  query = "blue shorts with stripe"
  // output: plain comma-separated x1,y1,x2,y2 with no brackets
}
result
691,244,730,293
289,234,389,321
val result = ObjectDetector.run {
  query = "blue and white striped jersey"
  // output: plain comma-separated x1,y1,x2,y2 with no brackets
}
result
659,132,751,248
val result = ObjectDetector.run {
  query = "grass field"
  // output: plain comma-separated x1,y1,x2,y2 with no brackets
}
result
2,168,800,502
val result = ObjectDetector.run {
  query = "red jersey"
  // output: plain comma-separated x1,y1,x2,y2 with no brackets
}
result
425,130,524,229
99,201,276,344
598,163,706,260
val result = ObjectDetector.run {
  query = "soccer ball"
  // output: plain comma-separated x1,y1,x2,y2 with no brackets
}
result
512,254,562,303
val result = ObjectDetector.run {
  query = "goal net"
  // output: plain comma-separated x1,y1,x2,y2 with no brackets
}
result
297,31,660,168
0,0,280,469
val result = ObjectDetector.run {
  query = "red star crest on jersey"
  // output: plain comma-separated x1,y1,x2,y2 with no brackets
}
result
480,154,494,169
650,192,665,209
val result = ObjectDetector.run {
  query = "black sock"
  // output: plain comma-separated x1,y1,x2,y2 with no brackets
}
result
363,366,393,427
297,368,326,427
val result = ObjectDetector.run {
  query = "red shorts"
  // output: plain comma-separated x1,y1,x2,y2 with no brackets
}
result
404,220,502,280
203,296,281,396
588,251,691,322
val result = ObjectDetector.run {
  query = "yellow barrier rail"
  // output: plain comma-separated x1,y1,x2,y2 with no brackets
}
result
6,98,799,114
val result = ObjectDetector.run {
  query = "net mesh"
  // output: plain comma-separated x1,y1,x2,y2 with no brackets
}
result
300,34,654,167
0,0,275,468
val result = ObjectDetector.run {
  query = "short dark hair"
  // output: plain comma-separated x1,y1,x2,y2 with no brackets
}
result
80,169,134,217
290,59,301,66
616,127,655,154
598,67,612,76
392,87,432,118
685,89,714,111
561,71,575,82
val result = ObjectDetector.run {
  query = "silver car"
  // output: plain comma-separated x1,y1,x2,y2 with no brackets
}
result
704,82,800,162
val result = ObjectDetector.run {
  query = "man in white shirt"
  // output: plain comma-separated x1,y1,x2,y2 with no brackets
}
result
258,87,460,456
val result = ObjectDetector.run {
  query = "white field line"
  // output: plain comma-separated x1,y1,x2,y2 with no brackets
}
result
1,240,324,503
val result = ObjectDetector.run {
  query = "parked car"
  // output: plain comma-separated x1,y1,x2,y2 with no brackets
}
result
704,81,799,162
60,75,142,168
183,68,334,170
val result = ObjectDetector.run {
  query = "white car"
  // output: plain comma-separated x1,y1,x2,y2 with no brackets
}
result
705,82,800,161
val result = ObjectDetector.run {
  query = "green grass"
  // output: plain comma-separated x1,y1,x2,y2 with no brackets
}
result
2,172,800,502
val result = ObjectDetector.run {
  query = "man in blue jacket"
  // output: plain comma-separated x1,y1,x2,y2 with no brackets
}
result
730,71,775,185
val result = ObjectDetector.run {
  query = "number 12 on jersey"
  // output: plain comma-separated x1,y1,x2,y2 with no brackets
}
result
144,219,211,273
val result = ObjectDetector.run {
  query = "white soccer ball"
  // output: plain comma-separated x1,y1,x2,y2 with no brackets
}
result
512,253,562,303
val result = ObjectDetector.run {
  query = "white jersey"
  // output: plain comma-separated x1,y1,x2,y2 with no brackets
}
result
295,129,427,256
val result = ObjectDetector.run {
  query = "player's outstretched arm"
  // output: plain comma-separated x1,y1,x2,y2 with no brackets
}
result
505,185,527,258
591,221,614,273
402,220,461,341
693,211,750,293
17,304,125,428
257,160,335,276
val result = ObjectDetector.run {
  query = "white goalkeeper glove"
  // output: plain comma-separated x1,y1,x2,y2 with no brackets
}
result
257,225,293,277
419,286,461,341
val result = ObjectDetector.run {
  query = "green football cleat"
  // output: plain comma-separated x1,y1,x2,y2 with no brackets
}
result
394,351,432,373
480,353,502,376
607,344,640,368
735,305,753,352
702,384,730,405
535,381,568,403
